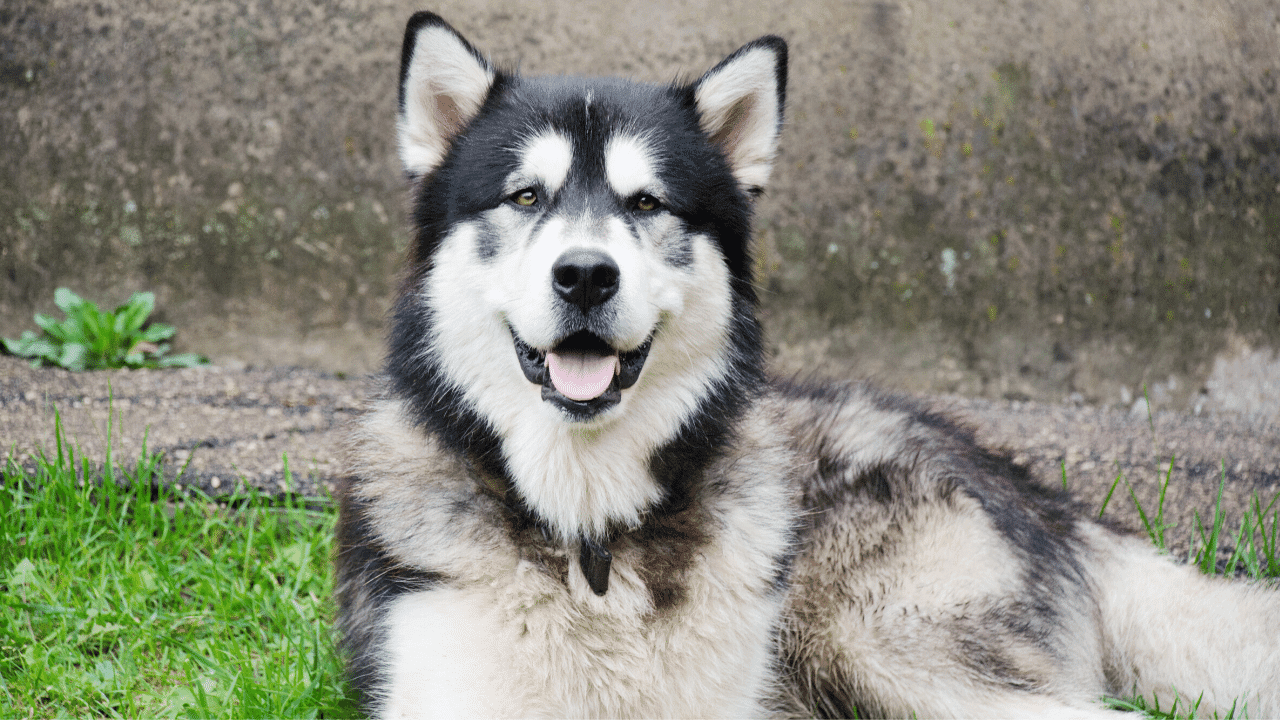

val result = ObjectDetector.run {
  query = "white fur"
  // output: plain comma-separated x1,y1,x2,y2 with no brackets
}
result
398,24,494,177
378,551,781,718
510,131,575,196
1086,524,1280,717
604,134,663,200
694,45,783,191
379,557,777,717
380,589,525,718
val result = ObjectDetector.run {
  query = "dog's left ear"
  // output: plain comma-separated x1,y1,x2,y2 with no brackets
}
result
693,37,788,195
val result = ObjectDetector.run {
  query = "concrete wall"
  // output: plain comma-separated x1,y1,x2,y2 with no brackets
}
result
2,0,1277,409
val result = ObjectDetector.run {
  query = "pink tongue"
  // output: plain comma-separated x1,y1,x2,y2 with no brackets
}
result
546,351,620,401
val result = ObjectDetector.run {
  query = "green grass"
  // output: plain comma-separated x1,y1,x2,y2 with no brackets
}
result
1096,458,1280,719
2,412,1276,719
1105,386,1280,583
1104,693,1243,720
1099,456,1280,582
0,414,358,719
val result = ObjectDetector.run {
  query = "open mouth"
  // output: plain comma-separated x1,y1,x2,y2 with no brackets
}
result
513,329,652,418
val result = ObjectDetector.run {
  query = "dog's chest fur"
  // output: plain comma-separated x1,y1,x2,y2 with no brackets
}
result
342,396,799,717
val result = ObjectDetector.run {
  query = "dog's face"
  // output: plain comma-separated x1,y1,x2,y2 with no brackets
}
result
392,13,786,436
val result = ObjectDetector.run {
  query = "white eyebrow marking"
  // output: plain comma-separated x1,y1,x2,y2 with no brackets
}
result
604,135,662,200
509,131,574,195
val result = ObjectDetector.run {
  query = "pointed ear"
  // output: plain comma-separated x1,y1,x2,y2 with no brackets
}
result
397,13,496,178
693,37,788,194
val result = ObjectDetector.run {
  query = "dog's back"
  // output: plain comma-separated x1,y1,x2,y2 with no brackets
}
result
775,380,1280,717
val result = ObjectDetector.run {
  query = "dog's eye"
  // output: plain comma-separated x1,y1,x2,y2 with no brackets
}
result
634,194,660,212
512,189,539,207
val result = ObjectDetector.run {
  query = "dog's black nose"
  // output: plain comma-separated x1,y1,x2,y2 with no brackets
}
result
552,249,619,310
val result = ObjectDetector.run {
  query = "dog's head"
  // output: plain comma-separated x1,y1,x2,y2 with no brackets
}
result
387,13,786,531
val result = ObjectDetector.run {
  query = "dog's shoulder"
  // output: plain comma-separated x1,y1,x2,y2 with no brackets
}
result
341,392,524,581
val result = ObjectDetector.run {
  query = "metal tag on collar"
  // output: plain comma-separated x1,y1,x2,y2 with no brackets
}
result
579,535,612,596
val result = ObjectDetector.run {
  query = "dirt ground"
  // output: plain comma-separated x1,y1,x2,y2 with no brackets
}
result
3,355,1277,563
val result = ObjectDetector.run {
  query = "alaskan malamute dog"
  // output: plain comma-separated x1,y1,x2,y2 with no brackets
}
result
335,12,1280,718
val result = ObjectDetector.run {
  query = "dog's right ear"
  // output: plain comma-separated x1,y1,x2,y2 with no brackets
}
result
397,13,495,178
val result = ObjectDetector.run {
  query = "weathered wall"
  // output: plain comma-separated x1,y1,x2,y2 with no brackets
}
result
2,0,1278,410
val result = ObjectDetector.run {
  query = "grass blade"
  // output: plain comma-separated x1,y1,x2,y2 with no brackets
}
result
1098,469,1123,519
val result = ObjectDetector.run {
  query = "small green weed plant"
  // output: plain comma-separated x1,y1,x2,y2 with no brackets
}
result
2,288,207,371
